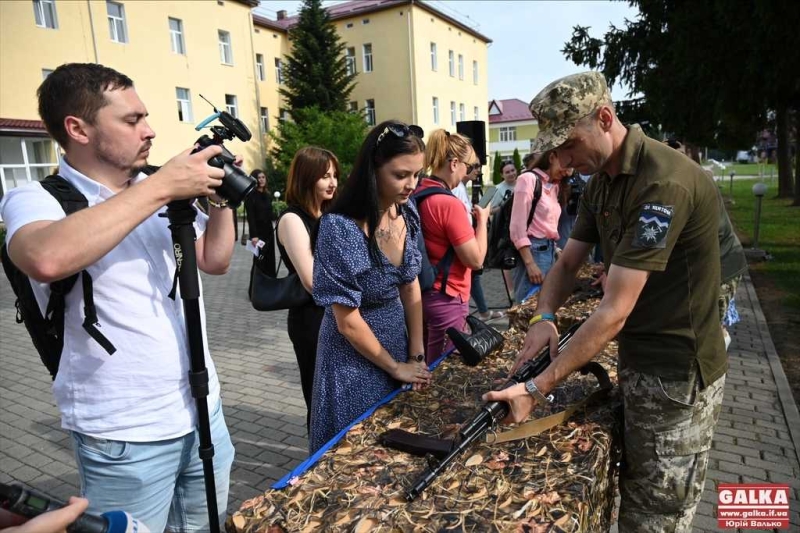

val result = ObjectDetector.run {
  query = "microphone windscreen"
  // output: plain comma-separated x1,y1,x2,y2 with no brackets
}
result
101,511,151,533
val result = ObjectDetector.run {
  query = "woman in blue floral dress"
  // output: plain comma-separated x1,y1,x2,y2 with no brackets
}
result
310,121,433,453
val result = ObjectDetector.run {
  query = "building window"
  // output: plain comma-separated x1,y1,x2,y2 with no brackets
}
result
499,126,517,142
459,103,465,122
0,138,60,206
430,42,437,71
345,47,356,75
474,106,479,120
225,94,238,118
432,97,439,124
218,30,232,64
363,43,373,73
256,53,265,81
260,107,269,132
473,60,478,85
348,101,358,114
168,17,185,54
175,88,193,122
42,69,53,80
458,54,464,80
362,18,370,24
279,109,290,123
107,2,128,43
274,58,283,84
365,99,376,126
448,50,454,77
450,101,456,126
33,0,58,29
346,22,353,29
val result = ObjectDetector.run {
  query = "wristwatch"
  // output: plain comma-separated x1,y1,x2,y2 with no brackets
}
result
412,354,424,363
524,379,552,404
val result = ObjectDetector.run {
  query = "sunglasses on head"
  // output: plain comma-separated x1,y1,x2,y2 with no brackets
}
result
376,124,424,147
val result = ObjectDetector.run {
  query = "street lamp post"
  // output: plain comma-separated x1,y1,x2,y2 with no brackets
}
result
729,169,736,203
752,182,768,249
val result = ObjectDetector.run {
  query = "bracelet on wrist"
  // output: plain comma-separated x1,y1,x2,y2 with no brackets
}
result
207,197,229,209
529,312,556,326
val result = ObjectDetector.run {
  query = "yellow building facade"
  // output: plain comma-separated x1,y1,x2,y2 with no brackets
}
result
0,0,490,208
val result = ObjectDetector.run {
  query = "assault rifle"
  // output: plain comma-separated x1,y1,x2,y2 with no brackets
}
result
403,320,609,501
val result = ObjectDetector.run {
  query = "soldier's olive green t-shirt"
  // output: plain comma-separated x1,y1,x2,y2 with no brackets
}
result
571,126,727,386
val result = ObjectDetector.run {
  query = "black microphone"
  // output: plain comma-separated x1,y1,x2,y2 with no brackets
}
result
0,483,150,533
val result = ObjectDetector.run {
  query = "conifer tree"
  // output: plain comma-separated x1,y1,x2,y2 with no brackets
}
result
279,0,357,119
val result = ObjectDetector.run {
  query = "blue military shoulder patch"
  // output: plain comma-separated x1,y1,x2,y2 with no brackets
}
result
632,203,673,249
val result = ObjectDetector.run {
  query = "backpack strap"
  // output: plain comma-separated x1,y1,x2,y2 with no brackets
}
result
41,174,116,355
413,185,457,294
520,170,544,228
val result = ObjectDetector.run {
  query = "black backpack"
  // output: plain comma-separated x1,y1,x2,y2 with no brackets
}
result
486,170,543,270
1,175,116,379
411,185,456,293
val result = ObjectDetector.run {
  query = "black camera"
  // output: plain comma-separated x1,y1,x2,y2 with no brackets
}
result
192,95,256,208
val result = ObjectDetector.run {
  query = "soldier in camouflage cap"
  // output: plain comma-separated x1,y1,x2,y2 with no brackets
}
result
529,71,612,154
485,72,727,532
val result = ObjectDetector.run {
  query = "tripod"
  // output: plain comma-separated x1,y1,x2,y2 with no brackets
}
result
161,200,220,533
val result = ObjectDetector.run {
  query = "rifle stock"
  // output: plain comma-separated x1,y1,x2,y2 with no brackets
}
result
405,321,583,501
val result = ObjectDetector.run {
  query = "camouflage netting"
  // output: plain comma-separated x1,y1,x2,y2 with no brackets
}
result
228,265,621,533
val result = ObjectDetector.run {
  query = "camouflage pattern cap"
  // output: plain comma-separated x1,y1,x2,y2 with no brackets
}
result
529,71,612,153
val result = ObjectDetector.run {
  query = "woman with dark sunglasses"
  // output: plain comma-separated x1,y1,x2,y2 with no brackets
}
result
309,121,432,453
417,129,490,363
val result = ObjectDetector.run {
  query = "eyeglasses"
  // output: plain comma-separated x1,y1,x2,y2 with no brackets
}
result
376,124,424,147
450,158,480,174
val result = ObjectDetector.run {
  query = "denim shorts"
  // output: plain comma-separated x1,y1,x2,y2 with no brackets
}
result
512,237,556,303
70,399,235,533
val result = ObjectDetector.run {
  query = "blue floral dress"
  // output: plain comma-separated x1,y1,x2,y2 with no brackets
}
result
309,203,422,453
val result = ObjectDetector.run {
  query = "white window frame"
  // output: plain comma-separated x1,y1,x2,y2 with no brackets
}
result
448,50,454,77
225,94,238,118
176,87,193,122
107,1,128,43
279,109,290,123
365,99,376,126
274,58,283,84
348,101,358,114
260,107,269,132
450,101,456,126
169,17,185,54
474,106,479,120
345,47,356,76
473,60,479,85
0,138,61,212
430,42,437,71
363,43,373,73
459,103,465,122
458,54,464,80
256,53,265,81
218,30,233,65
33,0,58,29
499,126,517,142
432,97,439,124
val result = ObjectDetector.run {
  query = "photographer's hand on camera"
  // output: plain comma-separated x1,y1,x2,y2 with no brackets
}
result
155,145,226,202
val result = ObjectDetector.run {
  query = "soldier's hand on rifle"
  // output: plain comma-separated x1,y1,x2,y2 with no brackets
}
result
510,320,559,376
482,382,536,424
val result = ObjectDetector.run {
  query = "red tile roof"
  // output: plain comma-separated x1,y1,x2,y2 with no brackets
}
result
488,99,535,124
0,118,47,132
254,0,491,43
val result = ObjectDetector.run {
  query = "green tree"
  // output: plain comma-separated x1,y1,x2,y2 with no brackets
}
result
562,0,800,201
280,0,357,120
512,148,522,172
270,107,367,185
492,151,503,184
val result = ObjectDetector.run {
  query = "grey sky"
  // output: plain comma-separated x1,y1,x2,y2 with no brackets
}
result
255,0,640,102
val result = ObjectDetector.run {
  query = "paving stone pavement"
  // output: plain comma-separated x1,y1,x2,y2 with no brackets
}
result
1,244,798,532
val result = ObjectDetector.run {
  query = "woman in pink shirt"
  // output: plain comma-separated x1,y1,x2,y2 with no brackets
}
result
509,150,573,303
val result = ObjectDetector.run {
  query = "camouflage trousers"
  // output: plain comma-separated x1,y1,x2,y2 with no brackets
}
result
617,367,726,533
718,275,742,323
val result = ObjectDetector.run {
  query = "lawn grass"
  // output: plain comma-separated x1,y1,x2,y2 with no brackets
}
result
707,162,778,177
722,178,800,310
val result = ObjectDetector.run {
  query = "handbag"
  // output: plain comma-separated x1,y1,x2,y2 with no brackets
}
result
250,260,312,311
250,212,313,311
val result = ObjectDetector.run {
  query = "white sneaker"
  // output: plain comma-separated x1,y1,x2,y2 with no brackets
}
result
723,329,732,351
